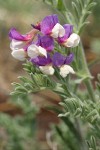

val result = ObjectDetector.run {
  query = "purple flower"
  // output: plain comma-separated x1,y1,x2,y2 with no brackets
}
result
36,35,54,51
52,52,74,67
30,54,52,66
27,35,54,59
41,14,59,35
9,28,38,61
58,24,73,43
31,54,54,75
57,24,80,48
9,28,38,51
52,52,75,78
40,14,65,38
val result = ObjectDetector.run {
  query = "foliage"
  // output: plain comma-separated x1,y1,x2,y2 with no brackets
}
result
0,95,39,150
43,0,96,34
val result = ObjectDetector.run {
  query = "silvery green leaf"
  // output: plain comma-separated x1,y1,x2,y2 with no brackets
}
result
58,112,70,117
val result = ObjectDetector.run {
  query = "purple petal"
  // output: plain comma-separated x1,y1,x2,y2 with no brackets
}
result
36,35,54,51
65,53,74,64
52,52,66,67
41,14,59,35
9,28,29,41
31,23,41,30
58,24,73,43
31,54,52,66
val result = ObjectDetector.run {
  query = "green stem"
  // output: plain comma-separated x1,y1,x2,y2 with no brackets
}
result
79,42,95,102
55,125,76,150
84,79,95,102
75,119,88,150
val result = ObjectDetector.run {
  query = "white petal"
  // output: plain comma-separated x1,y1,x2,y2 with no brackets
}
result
64,40,74,47
39,66,55,75
38,46,47,58
10,39,25,50
58,24,65,37
66,65,75,74
51,23,65,38
60,65,75,78
11,49,26,61
51,24,59,38
27,44,39,58
65,33,80,47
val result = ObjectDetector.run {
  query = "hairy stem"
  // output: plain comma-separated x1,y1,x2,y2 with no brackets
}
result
79,42,95,102
75,119,88,150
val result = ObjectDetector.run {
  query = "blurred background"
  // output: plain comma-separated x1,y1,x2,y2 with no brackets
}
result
0,0,100,149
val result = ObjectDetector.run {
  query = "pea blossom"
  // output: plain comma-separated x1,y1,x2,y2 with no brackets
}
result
31,55,55,75
58,24,80,47
32,14,65,38
52,52,75,78
9,28,37,60
27,35,54,58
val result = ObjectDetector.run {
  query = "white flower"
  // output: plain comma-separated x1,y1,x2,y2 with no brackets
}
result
11,49,26,61
51,23,65,38
64,33,80,47
60,65,75,78
39,65,55,75
10,39,25,51
27,44,47,58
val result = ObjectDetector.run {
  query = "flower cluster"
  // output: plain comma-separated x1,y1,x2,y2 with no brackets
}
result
9,14,80,78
